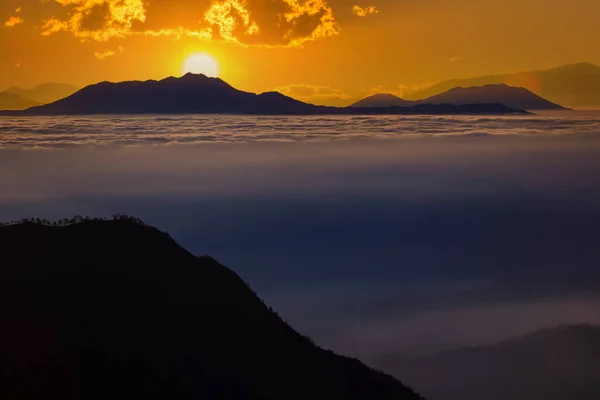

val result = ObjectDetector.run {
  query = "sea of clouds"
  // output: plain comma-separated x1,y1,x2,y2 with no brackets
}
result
1,112,600,148
1,112,600,361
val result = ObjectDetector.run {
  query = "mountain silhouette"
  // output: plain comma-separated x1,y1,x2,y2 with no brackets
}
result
351,94,415,108
351,84,567,110
0,73,525,115
406,62,600,109
0,91,41,110
0,216,423,400
5,82,79,104
422,84,567,110
374,324,600,400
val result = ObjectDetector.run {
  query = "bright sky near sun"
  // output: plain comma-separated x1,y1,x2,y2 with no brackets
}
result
1,0,600,102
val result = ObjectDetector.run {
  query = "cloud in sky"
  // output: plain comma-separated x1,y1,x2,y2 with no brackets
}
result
4,16,24,27
41,0,146,41
94,50,115,60
450,56,462,63
152,0,340,47
94,45,124,60
132,27,212,40
352,5,378,17
38,0,339,47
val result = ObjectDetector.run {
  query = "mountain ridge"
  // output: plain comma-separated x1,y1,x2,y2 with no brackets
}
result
422,83,567,110
0,73,526,116
351,93,414,108
352,83,568,110
406,62,600,108
0,216,423,400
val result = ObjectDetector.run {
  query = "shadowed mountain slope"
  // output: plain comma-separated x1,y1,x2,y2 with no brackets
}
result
0,73,525,116
0,217,423,400
406,62,600,109
375,325,600,400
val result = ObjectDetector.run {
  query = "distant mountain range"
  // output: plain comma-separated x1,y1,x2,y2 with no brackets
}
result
352,84,567,110
375,324,600,400
0,217,423,400
0,83,78,110
423,84,567,110
5,83,79,104
0,91,41,110
352,94,415,108
1,62,598,112
0,73,526,116
406,62,600,109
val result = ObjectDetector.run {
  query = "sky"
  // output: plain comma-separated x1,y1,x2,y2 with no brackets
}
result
2,0,600,101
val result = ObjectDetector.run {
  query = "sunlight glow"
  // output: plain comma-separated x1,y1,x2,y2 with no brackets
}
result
182,54,219,77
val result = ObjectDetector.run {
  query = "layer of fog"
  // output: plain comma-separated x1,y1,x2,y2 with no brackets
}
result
1,128,600,360
1,112,600,148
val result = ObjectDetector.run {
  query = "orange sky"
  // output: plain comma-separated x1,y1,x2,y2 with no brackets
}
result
2,0,600,102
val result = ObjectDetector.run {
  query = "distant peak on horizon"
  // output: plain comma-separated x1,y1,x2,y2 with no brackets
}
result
1,82,79,109
366,93,406,100
353,82,566,110
423,83,567,110
89,73,231,89
180,72,220,79
549,61,599,71
4,82,78,92
350,93,413,108
164,73,232,89
450,83,527,91
405,61,600,108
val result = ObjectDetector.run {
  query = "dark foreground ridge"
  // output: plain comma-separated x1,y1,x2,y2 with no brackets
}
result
0,216,423,400
0,73,526,116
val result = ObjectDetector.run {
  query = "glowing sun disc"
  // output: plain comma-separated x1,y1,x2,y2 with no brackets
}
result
183,54,219,77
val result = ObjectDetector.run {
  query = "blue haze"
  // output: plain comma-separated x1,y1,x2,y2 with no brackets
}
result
1,112,600,359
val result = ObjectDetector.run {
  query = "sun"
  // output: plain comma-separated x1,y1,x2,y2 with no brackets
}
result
183,54,219,78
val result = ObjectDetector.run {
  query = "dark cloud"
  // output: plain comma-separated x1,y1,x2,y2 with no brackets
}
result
78,2,111,32
41,0,146,41
202,0,339,46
